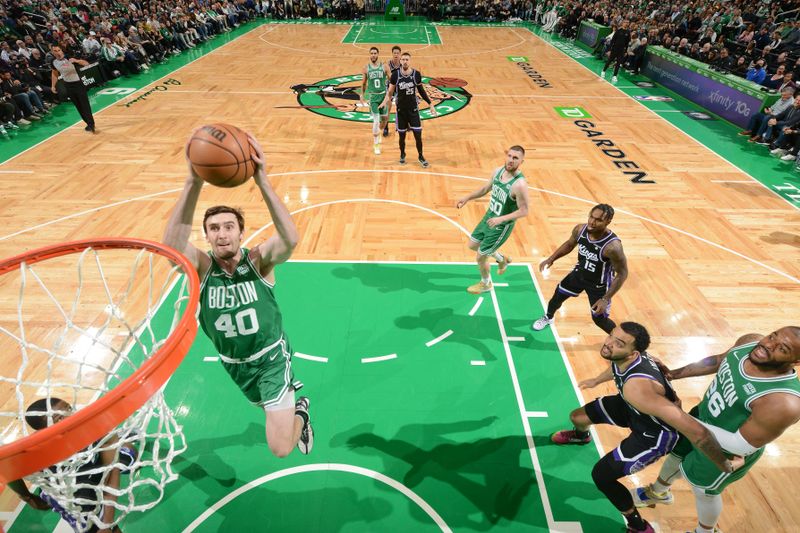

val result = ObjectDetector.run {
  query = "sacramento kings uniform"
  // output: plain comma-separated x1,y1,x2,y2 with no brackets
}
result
559,224,619,310
469,167,524,255
39,443,137,532
391,67,425,132
535,221,621,333
585,352,680,474
199,248,302,407
674,342,800,494
365,61,388,117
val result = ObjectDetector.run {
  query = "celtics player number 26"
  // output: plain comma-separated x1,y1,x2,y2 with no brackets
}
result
214,308,259,337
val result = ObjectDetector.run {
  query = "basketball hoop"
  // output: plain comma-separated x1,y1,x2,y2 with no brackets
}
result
0,238,199,530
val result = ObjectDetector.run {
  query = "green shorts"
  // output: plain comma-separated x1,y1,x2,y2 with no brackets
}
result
369,94,388,117
672,421,763,496
469,218,515,256
220,336,303,408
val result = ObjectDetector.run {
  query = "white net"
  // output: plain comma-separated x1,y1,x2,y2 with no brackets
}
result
0,243,196,532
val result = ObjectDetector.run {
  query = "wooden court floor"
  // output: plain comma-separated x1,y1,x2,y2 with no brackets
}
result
0,23,798,532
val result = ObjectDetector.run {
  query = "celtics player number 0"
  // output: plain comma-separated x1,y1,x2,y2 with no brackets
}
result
214,308,259,338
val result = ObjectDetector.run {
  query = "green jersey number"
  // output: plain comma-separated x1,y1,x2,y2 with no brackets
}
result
214,308,259,338
489,198,503,216
374,78,382,89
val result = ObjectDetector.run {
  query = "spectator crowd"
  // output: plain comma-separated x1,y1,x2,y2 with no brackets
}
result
0,0,366,136
3,0,800,161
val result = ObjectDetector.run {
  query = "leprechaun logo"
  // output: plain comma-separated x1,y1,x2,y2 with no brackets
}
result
286,74,471,122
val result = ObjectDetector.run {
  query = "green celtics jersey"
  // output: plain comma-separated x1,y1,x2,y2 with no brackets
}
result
199,248,283,361
365,61,387,99
485,167,523,221
698,341,800,433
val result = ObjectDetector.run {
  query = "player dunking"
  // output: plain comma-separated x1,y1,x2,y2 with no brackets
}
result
361,46,391,155
532,204,627,333
380,51,437,167
163,135,313,458
457,146,529,294
632,327,800,533
383,45,402,137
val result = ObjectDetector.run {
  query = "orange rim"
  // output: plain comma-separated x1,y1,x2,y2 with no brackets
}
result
0,238,199,483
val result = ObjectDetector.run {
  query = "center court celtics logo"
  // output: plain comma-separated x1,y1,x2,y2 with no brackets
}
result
290,74,471,122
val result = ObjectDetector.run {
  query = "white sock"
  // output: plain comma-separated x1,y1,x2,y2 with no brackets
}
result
653,454,682,492
692,486,722,533
492,252,504,262
481,276,490,284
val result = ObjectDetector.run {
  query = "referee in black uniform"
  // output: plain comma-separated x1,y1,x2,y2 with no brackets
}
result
600,20,631,84
50,45,96,133
380,51,437,167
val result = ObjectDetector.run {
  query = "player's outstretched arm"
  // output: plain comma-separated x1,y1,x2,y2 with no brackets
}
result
578,365,613,389
669,333,763,380
456,174,493,208
624,378,734,473
94,434,129,529
249,136,299,270
539,223,581,272
6,479,50,510
163,145,206,272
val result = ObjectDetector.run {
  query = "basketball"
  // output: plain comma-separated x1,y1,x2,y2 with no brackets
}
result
186,124,256,188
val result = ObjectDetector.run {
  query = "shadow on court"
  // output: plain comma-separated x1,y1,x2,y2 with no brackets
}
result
331,264,475,293
394,307,554,360
331,417,539,530
210,485,394,532
170,422,264,505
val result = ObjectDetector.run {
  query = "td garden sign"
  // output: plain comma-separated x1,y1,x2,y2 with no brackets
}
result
290,74,471,123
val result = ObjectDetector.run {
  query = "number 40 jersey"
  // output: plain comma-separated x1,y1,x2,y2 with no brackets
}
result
199,248,284,361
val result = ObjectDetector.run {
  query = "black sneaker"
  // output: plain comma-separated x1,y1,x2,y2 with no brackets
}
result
295,396,313,454
383,125,389,137
399,155,406,164
419,157,429,168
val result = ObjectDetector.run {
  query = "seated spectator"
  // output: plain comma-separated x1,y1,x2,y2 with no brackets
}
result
713,47,734,71
768,30,783,51
742,86,795,139
732,55,749,77
764,64,788,90
737,23,755,44
698,27,716,46
754,26,771,49
100,37,138,76
0,70,46,120
627,37,648,74
783,20,800,50
15,39,32,60
746,59,767,84
778,71,796,93
677,37,691,56
82,31,101,60
751,94,800,145
696,42,712,62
